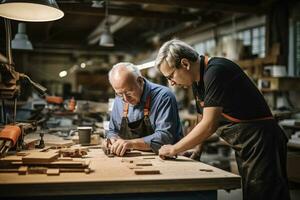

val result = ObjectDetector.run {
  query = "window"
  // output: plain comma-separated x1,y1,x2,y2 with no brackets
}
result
296,21,300,76
194,39,216,55
238,30,251,46
193,26,266,58
251,26,265,57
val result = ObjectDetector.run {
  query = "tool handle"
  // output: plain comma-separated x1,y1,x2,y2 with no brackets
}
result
0,125,21,146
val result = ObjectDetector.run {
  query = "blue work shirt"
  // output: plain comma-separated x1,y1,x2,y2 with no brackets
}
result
108,78,183,153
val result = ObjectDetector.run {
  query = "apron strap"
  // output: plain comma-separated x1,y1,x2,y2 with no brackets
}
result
122,95,151,117
200,100,274,122
144,95,151,116
123,103,129,117
221,113,274,123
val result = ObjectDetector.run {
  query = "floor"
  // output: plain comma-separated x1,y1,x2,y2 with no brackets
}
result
218,189,300,200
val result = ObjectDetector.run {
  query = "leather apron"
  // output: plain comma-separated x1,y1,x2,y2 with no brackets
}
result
119,95,154,140
192,55,290,200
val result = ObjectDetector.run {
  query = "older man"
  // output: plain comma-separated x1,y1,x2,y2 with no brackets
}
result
155,39,290,200
106,62,183,156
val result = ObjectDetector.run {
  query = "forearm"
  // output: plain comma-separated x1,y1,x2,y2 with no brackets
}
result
173,120,217,154
129,138,151,151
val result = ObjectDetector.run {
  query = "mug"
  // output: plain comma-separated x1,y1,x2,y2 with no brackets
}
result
78,126,92,146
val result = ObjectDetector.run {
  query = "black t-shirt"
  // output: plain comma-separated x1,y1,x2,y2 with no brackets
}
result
194,57,272,120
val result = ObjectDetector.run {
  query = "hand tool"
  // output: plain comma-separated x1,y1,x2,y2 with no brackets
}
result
0,125,21,157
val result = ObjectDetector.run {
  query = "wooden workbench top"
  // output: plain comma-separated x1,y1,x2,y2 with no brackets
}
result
0,148,240,197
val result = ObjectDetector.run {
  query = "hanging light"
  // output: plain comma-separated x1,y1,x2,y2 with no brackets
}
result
99,0,114,47
12,22,33,50
0,0,64,22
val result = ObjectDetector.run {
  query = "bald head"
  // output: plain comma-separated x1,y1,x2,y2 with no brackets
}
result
108,62,144,105
109,62,141,86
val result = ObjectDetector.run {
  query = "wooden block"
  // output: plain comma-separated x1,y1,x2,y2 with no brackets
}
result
28,167,47,174
16,152,30,156
59,148,88,158
143,157,155,160
127,164,143,170
58,157,73,161
45,140,74,148
47,168,60,176
134,169,160,175
135,162,152,166
18,166,28,175
59,167,93,174
124,152,142,157
121,158,134,163
1,155,23,162
22,152,59,164
199,168,213,172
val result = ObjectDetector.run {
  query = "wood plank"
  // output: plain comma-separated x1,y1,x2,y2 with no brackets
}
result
22,152,59,164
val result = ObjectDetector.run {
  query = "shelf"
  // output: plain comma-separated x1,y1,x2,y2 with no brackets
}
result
258,77,300,92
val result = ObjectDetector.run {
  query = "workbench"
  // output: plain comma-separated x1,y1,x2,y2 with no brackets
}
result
0,147,240,200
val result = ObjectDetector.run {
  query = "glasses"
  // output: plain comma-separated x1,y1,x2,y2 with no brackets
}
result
165,68,176,81
115,90,135,99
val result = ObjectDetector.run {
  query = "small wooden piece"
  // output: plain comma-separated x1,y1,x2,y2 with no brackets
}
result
58,157,73,161
134,169,160,175
121,158,134,163
47,168,60,176
143,157,155,160
124,152,142,157
28,167,47,174
135,162,152,166
127,164,143,170
59,148,88,158
199,169,213,172
16,152,30,156
18,166,28,175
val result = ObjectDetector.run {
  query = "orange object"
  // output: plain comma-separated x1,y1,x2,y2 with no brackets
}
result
46,96,64,104
0,125,21,146
69,97,76,111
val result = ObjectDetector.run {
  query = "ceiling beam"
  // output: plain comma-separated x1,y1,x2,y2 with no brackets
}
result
109,0,266,14
60,5,201,21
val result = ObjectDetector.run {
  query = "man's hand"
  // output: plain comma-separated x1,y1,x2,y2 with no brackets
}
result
110,138,132,156
158,144,177,159
102,138,117,149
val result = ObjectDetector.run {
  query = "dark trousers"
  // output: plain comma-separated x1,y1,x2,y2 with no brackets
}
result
216,120,290,200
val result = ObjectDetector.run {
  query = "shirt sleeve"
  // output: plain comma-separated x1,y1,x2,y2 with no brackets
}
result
203,66,229,107
107,98,121,139
143,93,182,153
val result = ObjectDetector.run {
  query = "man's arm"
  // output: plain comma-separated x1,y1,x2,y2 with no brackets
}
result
110,138,151,156
111,94,181,156
159,107,222,158
143,94,182,153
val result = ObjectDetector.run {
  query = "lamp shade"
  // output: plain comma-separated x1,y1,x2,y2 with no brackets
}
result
12,22,33,50
0,0,64,22
99,25,114,47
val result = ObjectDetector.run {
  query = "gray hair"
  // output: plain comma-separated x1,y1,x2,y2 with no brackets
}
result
155,39,199,70
108,62,141,83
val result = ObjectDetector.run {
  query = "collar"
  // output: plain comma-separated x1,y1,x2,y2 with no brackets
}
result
137,78,151,106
